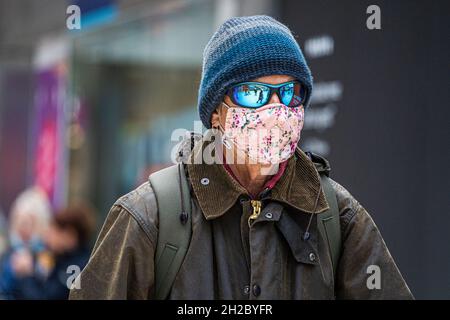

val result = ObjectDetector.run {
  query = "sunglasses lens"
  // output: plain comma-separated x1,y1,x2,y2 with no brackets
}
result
230,82,306,108
282,82,305,107
231,84,270,108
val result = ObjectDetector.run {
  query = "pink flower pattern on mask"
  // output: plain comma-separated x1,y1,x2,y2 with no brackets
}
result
223,103,304,164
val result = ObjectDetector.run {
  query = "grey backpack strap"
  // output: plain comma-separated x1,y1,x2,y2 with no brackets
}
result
317,173,341,276
149,163,192,300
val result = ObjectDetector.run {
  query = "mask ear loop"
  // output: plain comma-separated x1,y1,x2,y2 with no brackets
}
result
218,102,232,150
222,135,232,150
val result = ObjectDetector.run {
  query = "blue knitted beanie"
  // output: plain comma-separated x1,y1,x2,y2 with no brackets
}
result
198,15,313,128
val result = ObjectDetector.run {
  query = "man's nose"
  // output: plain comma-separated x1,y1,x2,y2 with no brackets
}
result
268,92,281,104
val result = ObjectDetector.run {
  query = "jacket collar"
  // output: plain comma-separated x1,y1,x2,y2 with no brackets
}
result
186,134,329,220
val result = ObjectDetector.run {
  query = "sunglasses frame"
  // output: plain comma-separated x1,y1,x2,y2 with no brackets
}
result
226,80,306,108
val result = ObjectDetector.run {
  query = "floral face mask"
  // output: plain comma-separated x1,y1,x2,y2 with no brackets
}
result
219,102,304,164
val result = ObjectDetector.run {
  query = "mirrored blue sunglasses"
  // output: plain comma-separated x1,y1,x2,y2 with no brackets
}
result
226,81,306,108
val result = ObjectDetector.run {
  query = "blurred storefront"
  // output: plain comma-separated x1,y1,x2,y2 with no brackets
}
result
64,0,275,216
68,0,217,215
0,0,275,214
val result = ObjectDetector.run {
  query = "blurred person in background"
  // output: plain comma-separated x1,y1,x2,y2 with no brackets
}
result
0,187,51,299
37,204,95,300
1,203,95,299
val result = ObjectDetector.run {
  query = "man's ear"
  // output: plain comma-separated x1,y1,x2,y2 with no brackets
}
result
210,107,221,129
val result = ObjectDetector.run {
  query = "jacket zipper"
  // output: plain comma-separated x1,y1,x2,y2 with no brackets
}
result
248,200,262,227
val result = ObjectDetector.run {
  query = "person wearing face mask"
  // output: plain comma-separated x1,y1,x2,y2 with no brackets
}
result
70,15,413,300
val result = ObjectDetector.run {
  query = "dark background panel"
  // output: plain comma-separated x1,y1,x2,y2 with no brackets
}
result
281,0,450,299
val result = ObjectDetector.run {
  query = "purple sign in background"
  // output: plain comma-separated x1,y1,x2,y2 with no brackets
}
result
32,66,67,210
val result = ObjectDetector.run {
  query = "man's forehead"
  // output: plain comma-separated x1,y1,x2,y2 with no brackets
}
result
250,74,296,84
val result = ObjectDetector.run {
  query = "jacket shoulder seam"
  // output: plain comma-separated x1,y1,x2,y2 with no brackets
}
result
328,178,360,231
340,206,358,231
114,183,158,246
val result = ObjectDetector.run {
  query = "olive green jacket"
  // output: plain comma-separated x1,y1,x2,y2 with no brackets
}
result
69,142,413,300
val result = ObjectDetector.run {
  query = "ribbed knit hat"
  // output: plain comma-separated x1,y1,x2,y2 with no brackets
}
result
198,15,313,128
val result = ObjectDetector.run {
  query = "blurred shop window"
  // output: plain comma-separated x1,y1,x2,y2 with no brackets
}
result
69,0,214,215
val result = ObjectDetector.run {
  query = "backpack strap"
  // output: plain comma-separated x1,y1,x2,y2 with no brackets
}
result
317,173,341,277
304,150,342,276
149,163,192,300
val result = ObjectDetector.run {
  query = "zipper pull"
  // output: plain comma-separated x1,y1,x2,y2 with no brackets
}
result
248,200,262,227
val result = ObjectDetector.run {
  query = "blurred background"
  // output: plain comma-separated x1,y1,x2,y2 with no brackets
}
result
0,0,448,299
